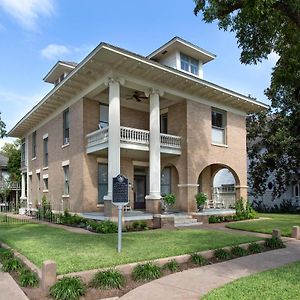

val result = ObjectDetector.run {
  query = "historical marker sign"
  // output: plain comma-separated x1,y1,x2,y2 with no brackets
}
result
112,174,129,205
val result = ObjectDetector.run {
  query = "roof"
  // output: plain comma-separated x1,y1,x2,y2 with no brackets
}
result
148,36,216,64
43,61,78,84
8,37,268,138
0,153,8,167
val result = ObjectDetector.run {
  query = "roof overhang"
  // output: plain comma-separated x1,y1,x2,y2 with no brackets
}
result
8,42,268,138
148,36,216,64
43,61,77,84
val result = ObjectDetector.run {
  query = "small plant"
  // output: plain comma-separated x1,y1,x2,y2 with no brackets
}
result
49,276,86,300
91,269,125,289
0,248,14,261
163,193,176,206
195,192,207,211
132,262,161,282
19,269,39,287
163,260,179,272
214,248,231,260
96,220,118,234
190,253,207,266
2,257,23,272
248,242,264,254
264,237,285,249
231,246,248,257
132,220,148,231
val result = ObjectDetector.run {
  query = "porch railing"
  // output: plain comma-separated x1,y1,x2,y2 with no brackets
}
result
86,126,181,153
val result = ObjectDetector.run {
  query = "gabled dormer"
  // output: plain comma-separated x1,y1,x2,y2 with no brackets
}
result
148,37,216,79
43,61,77,86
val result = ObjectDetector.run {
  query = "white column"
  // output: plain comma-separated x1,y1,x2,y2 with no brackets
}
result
104,77,122,200
146,89,162,199
20,172,27,200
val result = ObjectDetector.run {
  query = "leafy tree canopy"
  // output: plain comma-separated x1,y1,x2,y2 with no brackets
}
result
0,140,21,183
194,0,300,197
0,112,6,138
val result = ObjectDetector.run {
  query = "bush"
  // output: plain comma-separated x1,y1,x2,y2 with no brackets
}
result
49,276,86,300
235,198,257,220
163,260,179,272
190,253,207,266
264,237,285,249
195,192,207,207
96,221,118,234
214,248,231,260
163,193,176,206
231,246,248,257
19,270,39,287
0,248,14,261
132,221,148,231
37,195,53,221
132,262,161,282
91,269,125,289
2,257,23,272
248,242,264,254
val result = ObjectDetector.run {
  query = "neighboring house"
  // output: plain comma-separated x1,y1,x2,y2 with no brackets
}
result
8,37,267,219
0,153,9,184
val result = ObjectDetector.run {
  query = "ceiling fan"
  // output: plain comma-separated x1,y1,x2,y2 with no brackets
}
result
126,91,148,102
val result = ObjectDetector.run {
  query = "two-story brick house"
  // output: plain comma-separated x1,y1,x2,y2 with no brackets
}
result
9,37,267,220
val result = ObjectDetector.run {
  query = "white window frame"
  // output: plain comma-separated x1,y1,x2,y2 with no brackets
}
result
63,165,70,196
180,53,199,76
211,108,227,145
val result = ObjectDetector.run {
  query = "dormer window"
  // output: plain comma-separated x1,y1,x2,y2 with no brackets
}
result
180,53,199,75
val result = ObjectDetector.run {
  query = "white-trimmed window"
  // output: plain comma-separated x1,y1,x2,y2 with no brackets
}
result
98,163,108,204
99,104,109,128
160,113,168,134
43,137,48,167
21,138,26,167
211,108,226,145
63,108,70,145
161,167,171,196
180,53,199,75
43,177,48,191
63,165,69,195
32,131,36,158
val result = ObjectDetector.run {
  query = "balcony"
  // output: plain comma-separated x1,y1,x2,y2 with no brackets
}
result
86,126,181,155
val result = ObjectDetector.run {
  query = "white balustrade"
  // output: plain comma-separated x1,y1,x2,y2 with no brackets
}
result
86,126,181,153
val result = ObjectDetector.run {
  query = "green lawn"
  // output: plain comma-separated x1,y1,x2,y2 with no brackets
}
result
0,223,260,274
226,213,300,237
202,261,300,300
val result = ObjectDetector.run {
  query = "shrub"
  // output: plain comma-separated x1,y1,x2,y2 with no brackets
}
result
214,248,231,260
132,221,148,231
195,192,207,207
37,195,53,221
190,253,207,266
163,193,176,206
96,221,118,234
49,276,86,300
91,269,124,289
208,216,222,223
132,262,161,282
231,246,248,257
235,198,257,220
19,270,39,287
248,243,264,254
163,260,179,272
0,248,14,261
2,257,23,272
264,237,285,249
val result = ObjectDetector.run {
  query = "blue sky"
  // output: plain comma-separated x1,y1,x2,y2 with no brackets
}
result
0,0,278,148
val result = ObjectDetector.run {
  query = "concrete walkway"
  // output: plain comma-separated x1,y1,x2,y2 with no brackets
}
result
0,266,29,300
120,239,300,300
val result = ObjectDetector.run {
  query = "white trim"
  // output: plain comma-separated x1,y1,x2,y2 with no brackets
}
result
43,167,48,171
62,194,70,198
160,108,168,115
32,157,37,161
61,143,70,149
43,133,48,139
211,143,228,148
61,160,70,167
235,185,248,188
177,183,199,187
28,171,32,176
97,157,108,164
43,189,49,193
35,169,41,174
132,160,149,167
43,174,48,179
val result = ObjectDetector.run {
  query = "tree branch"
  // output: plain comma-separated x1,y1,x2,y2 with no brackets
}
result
274,1,300,29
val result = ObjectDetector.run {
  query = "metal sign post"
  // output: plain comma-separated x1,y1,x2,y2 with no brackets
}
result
112,174,129,253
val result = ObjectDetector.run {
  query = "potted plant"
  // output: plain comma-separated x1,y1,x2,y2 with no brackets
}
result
195,192,207,212
163,193,176,213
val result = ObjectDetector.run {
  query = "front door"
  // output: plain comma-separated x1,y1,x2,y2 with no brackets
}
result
134,175,146,209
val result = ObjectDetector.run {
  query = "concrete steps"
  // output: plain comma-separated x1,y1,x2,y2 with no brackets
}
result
174,215,202,227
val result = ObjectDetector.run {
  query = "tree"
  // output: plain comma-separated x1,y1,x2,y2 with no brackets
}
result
194,0,300,197
0,112,6,138
0,140,21,183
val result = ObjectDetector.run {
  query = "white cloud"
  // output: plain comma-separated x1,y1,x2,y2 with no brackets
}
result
0,0,55,31
41,44,70,60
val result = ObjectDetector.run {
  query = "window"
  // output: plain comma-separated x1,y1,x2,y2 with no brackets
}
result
99,104,109,128
43,178,48,191
43,137,48,167
98,163,108,204
32,131,36,158
21,138,26,167
160,113,168,134
63,108,70,145
180,53,199,75
63,165,69,195
211,108,226,144
161,167,171,196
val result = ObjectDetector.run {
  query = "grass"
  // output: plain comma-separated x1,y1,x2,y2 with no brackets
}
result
202,261,300,300
226,213,300,237
0,223,260,274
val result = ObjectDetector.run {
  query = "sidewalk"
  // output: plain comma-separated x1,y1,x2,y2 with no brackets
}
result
0,266,29,300
120,239,300,300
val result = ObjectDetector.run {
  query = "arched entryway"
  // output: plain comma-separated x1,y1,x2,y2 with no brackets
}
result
198,164,240,209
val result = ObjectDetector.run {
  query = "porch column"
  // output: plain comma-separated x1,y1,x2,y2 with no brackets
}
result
145,89,163,214
20,172,27,200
